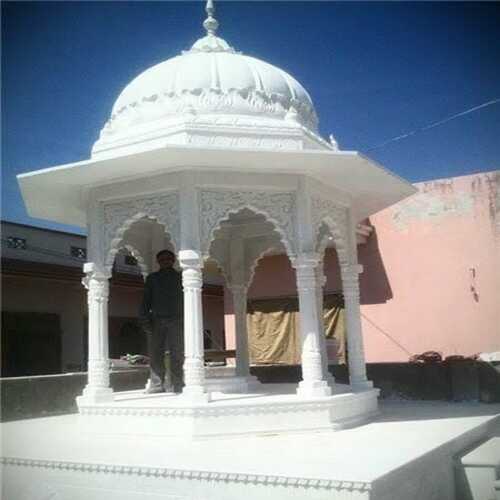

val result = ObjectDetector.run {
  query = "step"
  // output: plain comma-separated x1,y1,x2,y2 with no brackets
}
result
457,437,500,500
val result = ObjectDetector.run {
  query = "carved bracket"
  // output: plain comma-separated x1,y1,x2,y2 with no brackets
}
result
311,196,349,264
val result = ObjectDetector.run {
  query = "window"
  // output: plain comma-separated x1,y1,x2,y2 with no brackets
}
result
124,255,138,266
71,246,86,259
7,237,26,249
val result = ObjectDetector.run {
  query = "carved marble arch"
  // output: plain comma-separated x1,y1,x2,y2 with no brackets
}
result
205,240,230,284
245,242,283,290
101,192,180,276
104,213,177,276
199,189,297,260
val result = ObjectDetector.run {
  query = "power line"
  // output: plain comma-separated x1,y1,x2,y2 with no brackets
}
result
365,98,500,153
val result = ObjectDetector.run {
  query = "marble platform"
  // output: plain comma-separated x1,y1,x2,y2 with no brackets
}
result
77,383,379,439
2,396,499,500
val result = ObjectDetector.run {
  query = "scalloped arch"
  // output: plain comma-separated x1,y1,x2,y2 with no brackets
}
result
199,190,297,260
245,243,283,289
207,204,293,260
203,254,230,285
105,212,176,276
102,192,180,276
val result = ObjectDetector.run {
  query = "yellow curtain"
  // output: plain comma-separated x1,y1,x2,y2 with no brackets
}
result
247,294,345,365
247,298,300,365
323,294,346,364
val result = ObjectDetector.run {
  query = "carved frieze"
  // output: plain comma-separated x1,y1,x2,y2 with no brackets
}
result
1,456,371,493
101,89,318,139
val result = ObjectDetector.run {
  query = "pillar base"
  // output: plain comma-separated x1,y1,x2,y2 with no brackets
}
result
350,379,374,392
181,385,211,404
76,386,114,406
325,373,336,388
246,374,261,390
296,380,332,398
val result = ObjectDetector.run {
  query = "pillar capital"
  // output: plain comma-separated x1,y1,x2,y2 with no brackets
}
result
179,251,203,290
82,262,110,291
83,262,110,279
178,249,202,269
291,252,321,270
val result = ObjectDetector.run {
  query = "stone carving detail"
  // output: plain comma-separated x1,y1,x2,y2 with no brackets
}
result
0,457,370,492
101,89,319,138
311,196,348,263
77,388,376,417
102,192,179,272
186,133,300,151
199,190,297,258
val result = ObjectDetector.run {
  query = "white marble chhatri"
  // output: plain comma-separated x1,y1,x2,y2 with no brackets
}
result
17,0,416,437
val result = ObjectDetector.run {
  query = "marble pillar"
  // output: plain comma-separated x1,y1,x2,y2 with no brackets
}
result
341,263,372,391
179,250,210,402
78,263,113,405
294,255,332,398
230,284,251,378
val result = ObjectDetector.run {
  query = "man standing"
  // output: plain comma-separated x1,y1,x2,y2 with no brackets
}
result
139,249,184,393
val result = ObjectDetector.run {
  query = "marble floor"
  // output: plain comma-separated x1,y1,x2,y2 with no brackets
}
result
2,398,500,500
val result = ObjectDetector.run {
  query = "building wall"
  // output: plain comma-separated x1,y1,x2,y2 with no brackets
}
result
2,222,86,267
2,221,225,375
361,171,500,362
2,273,224,375
2,276,86,372
225,171,500,363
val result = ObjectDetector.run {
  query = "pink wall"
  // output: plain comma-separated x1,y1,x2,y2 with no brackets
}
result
361,171,500,361
224,171,500,363
203,295,225,349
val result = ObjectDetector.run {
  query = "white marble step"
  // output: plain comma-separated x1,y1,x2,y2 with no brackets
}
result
458,437,500,500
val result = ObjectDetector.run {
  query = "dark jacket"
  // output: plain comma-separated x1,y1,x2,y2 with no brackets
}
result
139,268,183,325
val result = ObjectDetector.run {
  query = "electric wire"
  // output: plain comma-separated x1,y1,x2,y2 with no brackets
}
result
364,98,500,152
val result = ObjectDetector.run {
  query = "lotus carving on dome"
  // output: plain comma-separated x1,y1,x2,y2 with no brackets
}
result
100,86,318,139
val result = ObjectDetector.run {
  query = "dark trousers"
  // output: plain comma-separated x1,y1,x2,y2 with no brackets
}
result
148,317,184,392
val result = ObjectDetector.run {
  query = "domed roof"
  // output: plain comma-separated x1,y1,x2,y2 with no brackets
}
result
92,1,328,158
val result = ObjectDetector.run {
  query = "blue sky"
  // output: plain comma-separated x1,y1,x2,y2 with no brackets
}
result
2,1,499,234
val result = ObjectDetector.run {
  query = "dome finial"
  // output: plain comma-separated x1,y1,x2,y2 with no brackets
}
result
203,0,219,36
